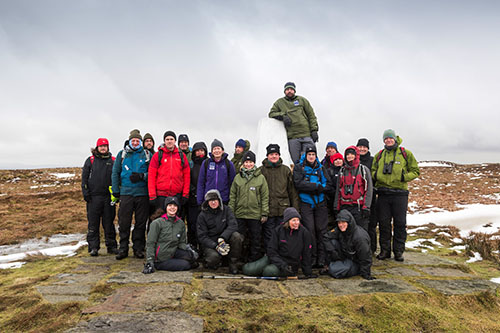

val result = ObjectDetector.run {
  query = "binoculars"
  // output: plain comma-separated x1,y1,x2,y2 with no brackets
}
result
383,161,394,174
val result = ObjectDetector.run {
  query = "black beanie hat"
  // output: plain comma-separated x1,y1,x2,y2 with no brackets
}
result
283,207,301,222
211,139,224,151
356,138,370,149
304,145,317,154
266,144,280,156
345,148,356,156
242,151,256,163
163,131,176,141
164,196,179,210
284,82,296,92
178,134,189,144
129,129,142,140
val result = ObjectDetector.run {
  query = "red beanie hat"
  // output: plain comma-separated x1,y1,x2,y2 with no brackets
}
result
96,138,109,147
330,152,344,164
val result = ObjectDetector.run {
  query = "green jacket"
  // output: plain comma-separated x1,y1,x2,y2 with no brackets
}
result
259,158,299,217
371,136,420,191
231,140,251,172
269,95,318,139
146,214,187,264
229,167,269,220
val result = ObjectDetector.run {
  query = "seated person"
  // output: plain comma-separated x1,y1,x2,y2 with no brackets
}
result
142,197,197,274
323,209,375,280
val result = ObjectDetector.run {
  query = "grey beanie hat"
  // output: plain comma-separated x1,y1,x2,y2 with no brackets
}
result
211,139,224,151
283,207,301,222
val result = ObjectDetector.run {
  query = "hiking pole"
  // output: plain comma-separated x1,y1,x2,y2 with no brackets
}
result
199,275,298,280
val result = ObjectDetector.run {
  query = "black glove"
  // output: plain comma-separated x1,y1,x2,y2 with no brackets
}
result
362,208,370,219
142,262,155,274
185,244,199,260
362,274,376,280
311,131,319,143
283,115,292,128
130,172,144,183
271,115,283,121
84,195,91,203
149,197,157,208
304,273,318,279
281,265,295,277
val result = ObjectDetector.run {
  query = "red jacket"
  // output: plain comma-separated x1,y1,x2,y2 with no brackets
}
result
148,145,190,198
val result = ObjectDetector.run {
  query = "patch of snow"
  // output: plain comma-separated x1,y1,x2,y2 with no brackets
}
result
482,193,500,201
0,262,25,269
407,226,428,234
437,231,452,238
7,177,21,183
408,201,418,211
466,252,483,263
30,184,57,189
418,161,452,168
406,238,442,249
49,172,75,179
421,249,428,253
0,234,85,256
491,277,500,284
0,193,6,197
451,238,463,244
450,245,466,251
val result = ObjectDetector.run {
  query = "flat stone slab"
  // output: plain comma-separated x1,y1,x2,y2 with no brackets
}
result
282,279,330,297
83,284,183,314
419,267,473,277
323,278,421,296
108,271,192,284
73,265,110,273
44,294,89,303
383,267,423,277
402,252,456,266
417,279,498,295
81,255,118,265
37,284,92,296
124,260,146,272
201,279,283,300
54,273,106,285
66,311,203,332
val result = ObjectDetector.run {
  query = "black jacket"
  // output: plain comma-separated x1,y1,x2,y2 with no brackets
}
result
267,222,313,275
81,150,114,197
359,152,373,171
189,142,208,206
197,190,238,249
323,209,372,278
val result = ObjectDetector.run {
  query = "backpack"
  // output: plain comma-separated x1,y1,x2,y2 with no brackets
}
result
117,149,151,167
339,164,368,206
375,147,408,164
90,155,116,165
157,149,185,168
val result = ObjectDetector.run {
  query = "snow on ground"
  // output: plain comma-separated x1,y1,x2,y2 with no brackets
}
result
0,262,26,269
418,161,453,168
466,252,483,263
406,238,442,250
49,172,75,179
491,277,500,284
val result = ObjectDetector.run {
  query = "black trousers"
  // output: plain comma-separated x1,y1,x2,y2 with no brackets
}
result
237,218,262,262
86,195,117,251
154,249,192,271
376,193,408,254
117,195,149,253
186,204,201,248
367,195,378,253
340,205,369,232
300,201,328,265
262,216,282,250
203,232,244,268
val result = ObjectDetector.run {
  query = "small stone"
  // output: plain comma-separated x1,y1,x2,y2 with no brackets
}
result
201,279,283,300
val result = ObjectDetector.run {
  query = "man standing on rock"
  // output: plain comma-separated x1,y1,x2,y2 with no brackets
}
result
372,129,420,262
269,82,319,164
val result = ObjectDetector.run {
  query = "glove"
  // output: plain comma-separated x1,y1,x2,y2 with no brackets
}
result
316,184,325,193
283,115,292,128
362,274,376,280
311,131,319,143
304,274,318,279
185,244,199,260
281,265,295,277
261,216,268,224
362,208,370,219
84,195,91,203
180,196,189,207
216,238,230,256
271,115,283,121
149,197,157,208
142,262,155,274
130,172,144,183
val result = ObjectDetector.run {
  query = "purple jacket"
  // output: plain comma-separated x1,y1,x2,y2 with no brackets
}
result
197,153,236,204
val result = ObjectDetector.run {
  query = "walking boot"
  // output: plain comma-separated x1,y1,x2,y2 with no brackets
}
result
376,250,391,260
116,250,128,260
394,252,404,262
90,249,99,257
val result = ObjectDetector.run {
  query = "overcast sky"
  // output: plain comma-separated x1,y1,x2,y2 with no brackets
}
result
1,0,499,168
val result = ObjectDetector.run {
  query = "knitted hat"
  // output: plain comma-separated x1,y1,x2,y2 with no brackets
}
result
178,134,189,143
163,131,176,141
356,138,369,149
383,129,396,141
129,129,142,140
242,151,256,163
266,144,280,156
326,141,337,150
143,133,154,144
304,145,317,154
164,196,179,210
284,82,296,92
235,139,246,149
211,139,224,151
330,152,344,163
283,207,301,222
96,138,109,147
345,148,356,156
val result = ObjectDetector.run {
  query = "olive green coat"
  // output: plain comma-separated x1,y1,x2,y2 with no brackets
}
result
145,214,187,264
229,168,269,220
269,95,318,139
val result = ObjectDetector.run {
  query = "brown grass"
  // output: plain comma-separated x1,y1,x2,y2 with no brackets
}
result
465,232,500,264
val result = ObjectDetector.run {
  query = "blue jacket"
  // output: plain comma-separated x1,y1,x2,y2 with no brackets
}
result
196,152,236,204
112,144,150,197
293,153,329,208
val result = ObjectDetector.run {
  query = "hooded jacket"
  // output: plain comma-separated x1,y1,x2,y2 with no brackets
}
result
229,167,269,220
334,146,373,210
269,95,319,139
145,213,188,264
197,190,239,249
267,221,313,275
82,149,114,197
148,144,190,198
323,209,372,278
111,142,149,197
189,142,208,206
371,136,420,192
293,153,332,208
231,140,251,172
197,152,236,204
259,157,299,217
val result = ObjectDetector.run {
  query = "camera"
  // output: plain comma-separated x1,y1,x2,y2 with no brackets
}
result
383,162,394,174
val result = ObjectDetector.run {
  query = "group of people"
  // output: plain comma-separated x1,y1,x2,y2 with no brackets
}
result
81,82,420,280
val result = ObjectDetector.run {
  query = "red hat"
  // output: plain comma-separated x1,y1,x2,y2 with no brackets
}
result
96,138,109,147
330,152,344,164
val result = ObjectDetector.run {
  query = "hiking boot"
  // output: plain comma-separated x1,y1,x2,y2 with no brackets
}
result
376,250,391,260
319,267,330,276
134,250,145,259
116,251,128,260
90,249,99,257
228,261,238,275
107,247,119,255
394,252,404,262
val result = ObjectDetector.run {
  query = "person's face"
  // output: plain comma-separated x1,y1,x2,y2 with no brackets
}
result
164,136,176,150
326,147,337,156
97,145,108,154
289,217,300,230
195,149,205,157
166,203,178,216
235,146,244,154
144,139,154,149
179,141,189,151
208,199,219,209
346,153,355,162
384,137,395,146
212,146,223,158
306,152,316,163
358,146,368,156
285,88,295,98
243,160,255,169
130,138,141,148
338,221,348,232
333,158,344,167
268,152,280,163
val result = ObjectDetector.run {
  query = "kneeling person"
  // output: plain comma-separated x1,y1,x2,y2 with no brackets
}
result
143,197,197,273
